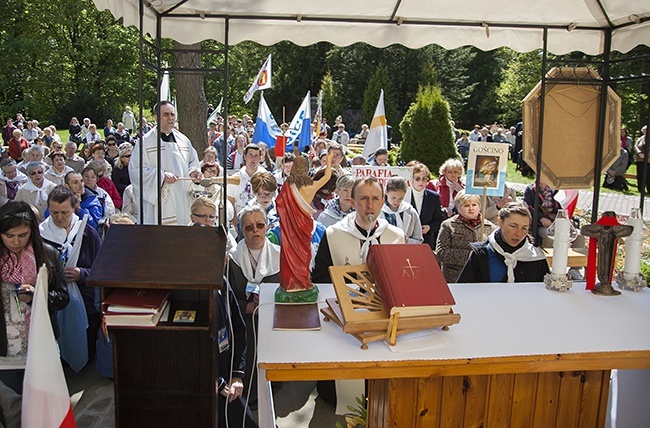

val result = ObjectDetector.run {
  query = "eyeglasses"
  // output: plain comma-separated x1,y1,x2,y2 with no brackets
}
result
256,192,274,199
122,154,132,158
243,222,266,232
30,171,44,176
107,143,116,146
192,213,216,221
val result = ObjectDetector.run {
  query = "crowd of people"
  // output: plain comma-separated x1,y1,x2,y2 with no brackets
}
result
1,102,648,426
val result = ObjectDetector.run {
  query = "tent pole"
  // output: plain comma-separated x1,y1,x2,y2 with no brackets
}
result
532,28,549,242
155,15,163,225
221,18,230,228
591,28,612,223
641,91,650,214
138,0,145,224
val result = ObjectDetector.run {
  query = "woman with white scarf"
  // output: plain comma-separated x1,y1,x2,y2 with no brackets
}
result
14,161,57,221
0,159,28,207
457,202,549,283
380,176,423,244
228,204,280,411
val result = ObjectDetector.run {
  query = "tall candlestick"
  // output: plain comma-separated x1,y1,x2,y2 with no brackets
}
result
623,208,643,278
550,211,570,276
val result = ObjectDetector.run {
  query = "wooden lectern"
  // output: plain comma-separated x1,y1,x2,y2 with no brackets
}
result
87,225,227,427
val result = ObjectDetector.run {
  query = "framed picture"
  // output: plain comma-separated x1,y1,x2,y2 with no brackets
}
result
465,142,508,196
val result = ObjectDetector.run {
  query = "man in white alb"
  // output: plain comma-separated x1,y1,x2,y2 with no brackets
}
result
129,101,202,225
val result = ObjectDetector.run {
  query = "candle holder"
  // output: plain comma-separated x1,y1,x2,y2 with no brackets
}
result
616,271,647,292
544,272,574,292
616,208,647,292
544,209,578,292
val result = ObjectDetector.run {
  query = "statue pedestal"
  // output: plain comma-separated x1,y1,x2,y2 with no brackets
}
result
592,281,621,296
274,285,319,303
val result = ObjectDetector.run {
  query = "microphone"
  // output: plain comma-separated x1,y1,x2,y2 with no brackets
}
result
366,214,375,239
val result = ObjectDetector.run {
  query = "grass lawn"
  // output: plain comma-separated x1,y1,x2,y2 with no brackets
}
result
505,158,642,198
57,129,71,142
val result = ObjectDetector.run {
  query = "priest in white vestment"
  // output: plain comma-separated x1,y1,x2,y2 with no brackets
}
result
129,101,202,225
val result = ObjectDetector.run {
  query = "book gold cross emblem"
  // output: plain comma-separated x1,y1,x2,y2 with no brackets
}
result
401,259,421,279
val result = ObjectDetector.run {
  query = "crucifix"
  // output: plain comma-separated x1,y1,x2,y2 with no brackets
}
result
581,212,633,296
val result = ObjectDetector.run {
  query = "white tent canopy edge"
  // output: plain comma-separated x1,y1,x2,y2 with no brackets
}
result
92,0,650,55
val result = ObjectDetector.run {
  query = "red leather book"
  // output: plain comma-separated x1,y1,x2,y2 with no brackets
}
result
102,289,171,314
366,244,455,317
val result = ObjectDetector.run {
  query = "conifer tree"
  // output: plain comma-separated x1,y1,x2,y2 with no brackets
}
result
321,72,342,127
400,86,458,175
362,64,399,140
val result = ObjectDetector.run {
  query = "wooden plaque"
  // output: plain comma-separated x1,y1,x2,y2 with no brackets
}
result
522,67,621,189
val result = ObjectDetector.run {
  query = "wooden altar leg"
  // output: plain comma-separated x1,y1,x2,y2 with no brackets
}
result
367,370,611,428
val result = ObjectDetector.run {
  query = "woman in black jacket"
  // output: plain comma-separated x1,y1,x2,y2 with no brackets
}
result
457,202,549,283
407,161,446,249
0,201,69,393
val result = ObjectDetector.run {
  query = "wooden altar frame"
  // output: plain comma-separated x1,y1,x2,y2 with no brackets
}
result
257,283,650,427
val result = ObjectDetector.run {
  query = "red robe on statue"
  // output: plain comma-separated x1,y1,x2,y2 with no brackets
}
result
276,183,315,291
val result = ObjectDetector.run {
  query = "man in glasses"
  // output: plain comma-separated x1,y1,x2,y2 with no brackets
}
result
189,197,218,227
129,101,202,225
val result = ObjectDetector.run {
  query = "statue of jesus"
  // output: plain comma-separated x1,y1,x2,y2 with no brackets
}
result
275,151,333,301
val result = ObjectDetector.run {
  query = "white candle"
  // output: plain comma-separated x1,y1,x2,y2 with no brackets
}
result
551,216,570,276
623,208,643,277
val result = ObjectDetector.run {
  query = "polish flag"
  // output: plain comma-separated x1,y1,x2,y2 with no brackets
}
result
22,265,76,428
555,189,579,218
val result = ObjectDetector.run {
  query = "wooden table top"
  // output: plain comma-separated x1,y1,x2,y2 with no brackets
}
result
544,247,589,268
258,282,650,381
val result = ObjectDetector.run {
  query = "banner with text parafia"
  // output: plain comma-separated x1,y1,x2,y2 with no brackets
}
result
351,166,413,188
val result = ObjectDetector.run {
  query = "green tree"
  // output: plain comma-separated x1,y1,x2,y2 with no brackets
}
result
400,86,457,174
461,48,507,127
0,0,146,128
362,64,399,139
419,45,477,128
496,50,541,125
321,72,341,126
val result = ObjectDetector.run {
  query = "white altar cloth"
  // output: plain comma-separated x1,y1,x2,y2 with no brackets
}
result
257,282,650,427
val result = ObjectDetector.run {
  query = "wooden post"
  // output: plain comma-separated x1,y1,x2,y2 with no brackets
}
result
481,186,487,239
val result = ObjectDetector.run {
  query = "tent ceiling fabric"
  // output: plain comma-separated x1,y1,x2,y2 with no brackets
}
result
93,0,650,54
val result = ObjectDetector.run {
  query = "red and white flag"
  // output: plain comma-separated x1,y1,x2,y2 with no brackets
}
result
554,189,579,218
244,54,272,104
22,265,76,428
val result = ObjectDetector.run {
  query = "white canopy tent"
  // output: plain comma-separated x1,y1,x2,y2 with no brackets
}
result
92,0,650,224
93,0,649,54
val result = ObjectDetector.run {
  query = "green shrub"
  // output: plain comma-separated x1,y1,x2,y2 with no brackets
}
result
399,85,458,175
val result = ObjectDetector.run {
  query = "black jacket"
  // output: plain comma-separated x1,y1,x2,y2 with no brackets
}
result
457,240,549,283
411,189,446,250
